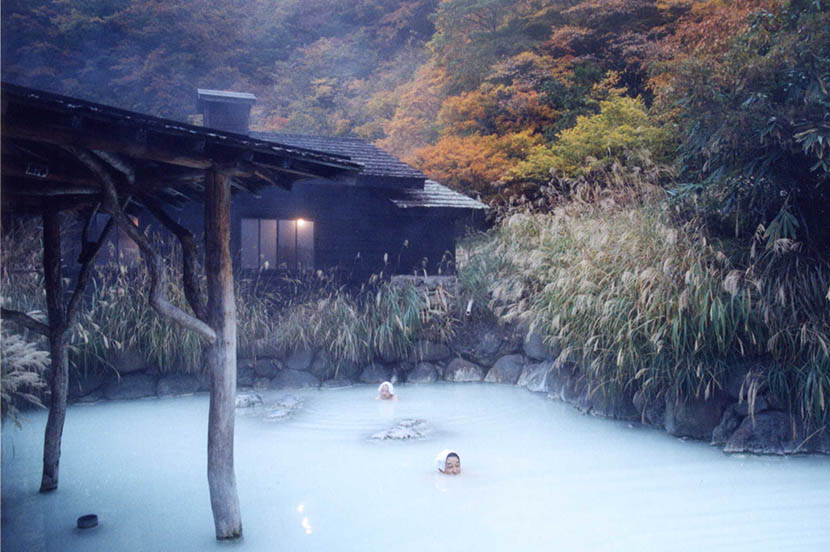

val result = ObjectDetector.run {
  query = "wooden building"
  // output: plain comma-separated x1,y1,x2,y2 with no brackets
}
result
190,90,487,280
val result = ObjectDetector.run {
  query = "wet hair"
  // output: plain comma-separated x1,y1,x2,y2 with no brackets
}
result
447,452,460,462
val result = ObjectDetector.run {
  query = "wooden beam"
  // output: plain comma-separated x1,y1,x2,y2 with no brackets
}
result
204,169,243,540
2,165,102,190
3,119,214,169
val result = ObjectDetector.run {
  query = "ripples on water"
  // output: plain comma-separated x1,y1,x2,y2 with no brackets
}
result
2,383,829,551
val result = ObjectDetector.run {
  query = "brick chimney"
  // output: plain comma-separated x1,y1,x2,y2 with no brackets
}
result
196,89,256,135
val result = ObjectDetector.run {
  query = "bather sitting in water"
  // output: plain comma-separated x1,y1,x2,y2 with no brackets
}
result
435,449,461,475
376,381,398,401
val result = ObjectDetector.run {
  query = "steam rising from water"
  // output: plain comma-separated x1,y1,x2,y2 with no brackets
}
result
3,384,830,551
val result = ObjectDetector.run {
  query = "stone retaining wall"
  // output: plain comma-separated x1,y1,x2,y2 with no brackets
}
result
68,320,829,455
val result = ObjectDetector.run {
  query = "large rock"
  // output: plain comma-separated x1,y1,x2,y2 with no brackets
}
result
309,353,337,381
157,374,201,397
237,363,256,387
665,392,730,440
109,349,148,375
517,361,554,392
236,358,280,379
407,362,439,383
359,363,393,383
377,345,403,364
485,354,524,384
724,364,766,400
68,369,110,401
408,341,452,363
444,358,484,382
321,376,354,389
103,373,157,400
271,369,320,388
452,321,522,367
732,395,769,417
285,348,316,372
75,387,105,403
711,404,745,447
238,336,280,359
724,411,795,454
632,390,666,427
523,331,560,361
579,387,639,420
333,359,362,381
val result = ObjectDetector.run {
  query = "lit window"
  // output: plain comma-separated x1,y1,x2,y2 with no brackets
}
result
240,218,314,271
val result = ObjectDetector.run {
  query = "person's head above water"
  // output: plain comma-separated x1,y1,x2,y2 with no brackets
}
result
435,449,461,475
377,381,396,400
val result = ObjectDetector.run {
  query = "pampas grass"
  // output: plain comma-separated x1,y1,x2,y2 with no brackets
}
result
457,172,830,424
1,329,49,426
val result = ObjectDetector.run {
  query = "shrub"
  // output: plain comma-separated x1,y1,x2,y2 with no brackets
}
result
457,189,830,424
507,94,674,183
654,0,830,252
272,278,456,367
1,330,49,426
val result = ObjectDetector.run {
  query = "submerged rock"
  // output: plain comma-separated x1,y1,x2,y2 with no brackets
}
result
235,393,263,408
371,418,430,440
264,394,303,422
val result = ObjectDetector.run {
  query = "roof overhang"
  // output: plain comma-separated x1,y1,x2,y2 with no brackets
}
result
2,83,362,215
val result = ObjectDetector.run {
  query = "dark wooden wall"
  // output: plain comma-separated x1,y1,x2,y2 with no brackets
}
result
169,179,460,280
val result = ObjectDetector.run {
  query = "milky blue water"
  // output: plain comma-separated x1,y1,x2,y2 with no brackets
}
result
3,383,830,551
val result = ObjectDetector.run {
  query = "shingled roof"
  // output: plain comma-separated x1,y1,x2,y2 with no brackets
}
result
388,180,487,210
1,83,362,214
251,132,426,187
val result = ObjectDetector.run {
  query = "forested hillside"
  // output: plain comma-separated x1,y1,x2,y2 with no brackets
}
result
4,1,827,243
3,0,830,427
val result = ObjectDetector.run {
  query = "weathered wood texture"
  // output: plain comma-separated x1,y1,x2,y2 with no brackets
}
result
204,170,242,540
165,180,460,279
39,204,68,492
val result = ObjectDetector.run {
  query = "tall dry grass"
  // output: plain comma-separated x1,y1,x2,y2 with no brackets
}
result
458,166,830,424
272,277,456,366
2,219,457,378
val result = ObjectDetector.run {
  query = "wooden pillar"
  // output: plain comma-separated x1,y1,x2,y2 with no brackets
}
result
40,203,68,492
204,170,242,539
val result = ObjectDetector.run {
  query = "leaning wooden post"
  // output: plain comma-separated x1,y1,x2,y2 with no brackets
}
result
40,202,69,492
204,169,242,539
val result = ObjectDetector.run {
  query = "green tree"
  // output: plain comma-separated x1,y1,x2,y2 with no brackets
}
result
655,0,830,251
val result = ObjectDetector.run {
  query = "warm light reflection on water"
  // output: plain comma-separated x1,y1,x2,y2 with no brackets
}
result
2,384,830,551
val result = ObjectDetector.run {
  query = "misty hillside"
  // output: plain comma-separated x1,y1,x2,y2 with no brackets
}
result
3,0,828,234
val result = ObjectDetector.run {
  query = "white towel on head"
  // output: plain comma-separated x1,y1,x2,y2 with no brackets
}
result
378,381,394,395
435,449,455,472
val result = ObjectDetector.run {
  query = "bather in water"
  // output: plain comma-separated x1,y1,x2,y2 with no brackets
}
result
376,381,398,401
435,449,461,475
